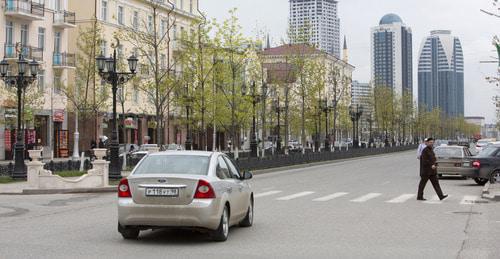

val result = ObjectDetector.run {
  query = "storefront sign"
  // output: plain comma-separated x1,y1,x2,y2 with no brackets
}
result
148,120,157,129
53,110,65,122
124,117,137,129
4,109,17,118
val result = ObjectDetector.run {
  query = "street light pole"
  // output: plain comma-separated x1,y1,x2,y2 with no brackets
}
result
184,84,193,150
0,46,40,179
96,41,138,179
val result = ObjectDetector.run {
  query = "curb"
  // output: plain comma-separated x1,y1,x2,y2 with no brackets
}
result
21,186,117,195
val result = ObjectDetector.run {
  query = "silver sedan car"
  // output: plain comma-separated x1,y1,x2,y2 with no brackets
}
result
117,151,254,241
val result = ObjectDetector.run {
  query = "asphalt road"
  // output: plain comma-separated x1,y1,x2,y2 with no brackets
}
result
1,151,499,259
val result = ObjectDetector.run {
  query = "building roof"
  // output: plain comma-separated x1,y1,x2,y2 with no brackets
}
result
260,44,323,56
379,13,403,25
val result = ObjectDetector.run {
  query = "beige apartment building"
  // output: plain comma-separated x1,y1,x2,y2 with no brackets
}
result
0,0,76,160
67,0,199,152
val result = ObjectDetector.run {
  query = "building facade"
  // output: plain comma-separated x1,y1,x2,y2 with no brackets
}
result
67,0,199,153
0,0,76,159
289,0,341,58
371,13,413,97
351,81,371,108
418,30,464,117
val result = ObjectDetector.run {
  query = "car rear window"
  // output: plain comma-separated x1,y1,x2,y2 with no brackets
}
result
477,147,499,158
434,148,462,158
134,155,210,175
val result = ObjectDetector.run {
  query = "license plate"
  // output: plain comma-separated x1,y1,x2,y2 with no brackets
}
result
145,188,179,197
462,162,470,167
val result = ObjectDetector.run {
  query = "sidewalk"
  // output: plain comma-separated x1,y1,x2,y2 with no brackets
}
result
482,182,500,201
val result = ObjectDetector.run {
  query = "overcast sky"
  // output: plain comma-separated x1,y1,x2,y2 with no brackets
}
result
200,0,500,123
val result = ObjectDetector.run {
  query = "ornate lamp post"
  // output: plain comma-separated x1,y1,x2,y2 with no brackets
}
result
321,98,335,152
96,41,138,179
349,104,364,149
272,97,286,154
184,84,194,150
242,81,266,157
366,112,374,148
0,46,40,179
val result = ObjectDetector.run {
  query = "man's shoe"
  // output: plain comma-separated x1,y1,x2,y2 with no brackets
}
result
440,194,449,201
417,197,426,201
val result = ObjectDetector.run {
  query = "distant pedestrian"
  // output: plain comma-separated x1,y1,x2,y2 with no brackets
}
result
417,138,448,201
417,138,428,160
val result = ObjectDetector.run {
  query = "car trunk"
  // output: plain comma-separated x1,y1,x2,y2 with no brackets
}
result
437,157,465,169
128,175,201,205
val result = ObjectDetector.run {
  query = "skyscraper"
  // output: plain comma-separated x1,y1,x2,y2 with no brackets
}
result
289,0,341,58
371,14,413,97
418,30,464,117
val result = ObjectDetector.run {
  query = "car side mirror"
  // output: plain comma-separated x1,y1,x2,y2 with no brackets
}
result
241,171,253,180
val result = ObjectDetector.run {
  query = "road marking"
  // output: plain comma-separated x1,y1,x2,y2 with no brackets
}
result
386,194,416,203
460,195,479,205
276,191,315,201
313,192,348,202
423,195,450,204
255,191,282,198
350,193,382,203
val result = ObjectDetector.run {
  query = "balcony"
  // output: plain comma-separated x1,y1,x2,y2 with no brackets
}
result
4,0,45,21
52,52,76,68
3,43,44,61
53,10,76,28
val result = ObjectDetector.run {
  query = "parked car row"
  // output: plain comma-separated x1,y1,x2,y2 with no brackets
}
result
434,139,500,186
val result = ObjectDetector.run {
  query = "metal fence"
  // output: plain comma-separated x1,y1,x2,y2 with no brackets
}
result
0,160,93,177
235,145,417,171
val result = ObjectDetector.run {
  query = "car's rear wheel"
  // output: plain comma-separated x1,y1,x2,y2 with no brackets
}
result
240,198,254,227
474,177,489,186
118,223,140,240
212,205,229,242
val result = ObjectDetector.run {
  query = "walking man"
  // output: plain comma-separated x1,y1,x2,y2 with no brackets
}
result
417,138,448,201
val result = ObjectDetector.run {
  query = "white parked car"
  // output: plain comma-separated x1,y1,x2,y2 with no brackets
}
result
117,151,254,241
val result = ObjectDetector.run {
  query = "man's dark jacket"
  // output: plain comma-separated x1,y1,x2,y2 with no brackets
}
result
420,146,437,176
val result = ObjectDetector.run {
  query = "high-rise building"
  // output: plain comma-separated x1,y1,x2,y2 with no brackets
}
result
418,30,464,117
289,0,341,58
371,13,413,97
351,81,372,108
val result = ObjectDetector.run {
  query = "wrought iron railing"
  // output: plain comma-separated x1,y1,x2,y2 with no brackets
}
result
4,43,44,61
4,0,45,17
53,52,76,67
53,10,75,25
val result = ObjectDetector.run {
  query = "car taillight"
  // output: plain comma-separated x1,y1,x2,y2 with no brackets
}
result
194,180,216,199
118,178,132,198
472,160,481,169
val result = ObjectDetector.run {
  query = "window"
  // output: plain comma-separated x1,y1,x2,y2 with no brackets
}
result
133,11,139,30
100,40,107,56
5,21,13,44
223,156,241,179
160,19,167,37
190,0,193,13
134,155,210,175
117,6,124,25
117,44,123,59
148,15,153,32
37,70,45,92
180,0,184,10
216,156,231,179
20,24,29,45
133,85,139,103
173,25,177,40
54,75,61,94
101,0,108,21
54,32,61,53
160,54,166,69
38,27,45,50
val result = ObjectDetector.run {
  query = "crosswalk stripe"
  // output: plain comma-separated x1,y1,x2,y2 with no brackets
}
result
460,195,479,205
386,194,416,203
276,191,315,201
255,191,282,198
313,192,349,202
423,195,450,204
350,193,382,203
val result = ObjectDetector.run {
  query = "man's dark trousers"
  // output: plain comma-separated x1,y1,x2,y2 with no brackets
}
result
417,174,444,199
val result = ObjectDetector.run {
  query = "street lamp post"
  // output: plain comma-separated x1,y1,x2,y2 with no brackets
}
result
321,98,335,152
349,104,364,149
242,81,265,157
184,84,194,150
0,47,40,179
367,112,374,148
96,43,138,180
272,97,285,154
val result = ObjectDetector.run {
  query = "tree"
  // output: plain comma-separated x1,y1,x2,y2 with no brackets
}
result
117,0,179,145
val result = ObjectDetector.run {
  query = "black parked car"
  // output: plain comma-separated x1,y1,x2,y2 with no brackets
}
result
460,144,500,185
